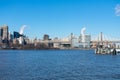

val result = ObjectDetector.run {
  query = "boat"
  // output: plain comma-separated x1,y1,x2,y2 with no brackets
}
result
95,44,117,55
95,44,111,54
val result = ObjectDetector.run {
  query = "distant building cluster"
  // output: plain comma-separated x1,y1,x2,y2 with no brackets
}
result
0,25,28,48
0,25,91,49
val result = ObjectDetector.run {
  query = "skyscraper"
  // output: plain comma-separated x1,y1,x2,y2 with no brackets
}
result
3,26,8,40
0,25,9,44
1,25,8,40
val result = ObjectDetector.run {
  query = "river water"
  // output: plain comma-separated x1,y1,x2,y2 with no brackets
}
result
0,50,120,80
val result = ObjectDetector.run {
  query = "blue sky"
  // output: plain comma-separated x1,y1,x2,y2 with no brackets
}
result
0,0,120,39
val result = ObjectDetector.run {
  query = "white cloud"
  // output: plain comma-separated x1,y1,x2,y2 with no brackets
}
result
115,4,120,16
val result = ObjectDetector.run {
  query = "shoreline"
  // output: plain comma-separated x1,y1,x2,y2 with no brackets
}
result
0,47,94,50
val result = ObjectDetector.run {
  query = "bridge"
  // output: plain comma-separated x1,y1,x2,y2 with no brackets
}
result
91,41,120,43
92,32,120,43
91,32,120,48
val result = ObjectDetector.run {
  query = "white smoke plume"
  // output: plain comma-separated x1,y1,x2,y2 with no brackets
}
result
115,4,120,16
81,27,86,35
81,27,86,43
19,25,27,34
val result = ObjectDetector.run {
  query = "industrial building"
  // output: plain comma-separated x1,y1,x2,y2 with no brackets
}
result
79,28,91,48
71,27,91,48
79,34,91,48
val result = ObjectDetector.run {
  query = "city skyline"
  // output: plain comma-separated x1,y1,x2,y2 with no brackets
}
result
0,0,120,39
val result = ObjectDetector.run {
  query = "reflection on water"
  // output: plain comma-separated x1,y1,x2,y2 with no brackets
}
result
0,50,120,80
